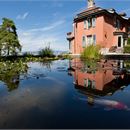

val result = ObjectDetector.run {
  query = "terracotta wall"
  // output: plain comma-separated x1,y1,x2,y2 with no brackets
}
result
103,15,115,48
74,15,104,54
103,15,127,48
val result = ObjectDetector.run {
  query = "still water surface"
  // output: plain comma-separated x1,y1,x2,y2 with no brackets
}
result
0,59,130,128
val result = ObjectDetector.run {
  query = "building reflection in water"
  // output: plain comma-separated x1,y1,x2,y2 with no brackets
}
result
68,58,130,110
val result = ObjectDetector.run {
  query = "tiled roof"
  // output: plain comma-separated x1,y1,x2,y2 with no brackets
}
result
79,7,103,15
74,6,130,22
74,7,105,21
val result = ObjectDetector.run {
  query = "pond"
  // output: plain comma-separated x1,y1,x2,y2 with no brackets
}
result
0,59,130,128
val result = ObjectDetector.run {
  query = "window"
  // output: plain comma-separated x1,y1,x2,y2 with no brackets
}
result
92,80,96,89
92,18,96,27
128,27,130,32
93,35,96,45
87,35,92,45
87,17,96,29
116,19,121,30
85,79,96,89
88,18,92,29
118,36,122,47
87,35,96,45
84,79,87,87
82,36,86,47
84,20,87,29
84,79,95,88
88,79,92,89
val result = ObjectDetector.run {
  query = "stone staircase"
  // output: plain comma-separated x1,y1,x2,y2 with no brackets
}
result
116,48,124,53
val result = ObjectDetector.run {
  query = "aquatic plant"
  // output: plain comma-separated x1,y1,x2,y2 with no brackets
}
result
39,46,54,57
81,45,102,60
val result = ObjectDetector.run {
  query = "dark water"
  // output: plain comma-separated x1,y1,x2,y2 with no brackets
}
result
0,59,130,128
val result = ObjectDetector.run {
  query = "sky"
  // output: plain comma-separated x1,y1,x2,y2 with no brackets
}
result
0,0,130,52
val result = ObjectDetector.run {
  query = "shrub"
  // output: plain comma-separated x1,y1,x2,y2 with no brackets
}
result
127,38,130,45
39,47,54,57
81,45,102,60
124,45,130,53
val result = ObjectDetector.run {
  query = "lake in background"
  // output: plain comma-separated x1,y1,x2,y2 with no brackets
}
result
0,59,130,128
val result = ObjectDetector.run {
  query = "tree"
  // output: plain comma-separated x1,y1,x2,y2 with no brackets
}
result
0,18,21,56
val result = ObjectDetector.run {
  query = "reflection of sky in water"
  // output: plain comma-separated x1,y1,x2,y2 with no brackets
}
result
0,60,72,128
0,60,130,128
0,79,67,128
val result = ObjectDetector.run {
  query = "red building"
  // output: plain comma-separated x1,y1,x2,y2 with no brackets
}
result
67,0,130,55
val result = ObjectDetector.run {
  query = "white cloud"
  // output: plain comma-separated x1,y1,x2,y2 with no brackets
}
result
16,12,29,20
19,32,68,52
17,20,68,52
28,20,65,32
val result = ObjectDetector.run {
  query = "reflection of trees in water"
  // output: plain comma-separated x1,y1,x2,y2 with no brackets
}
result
0,61,28,91
39,61,52,71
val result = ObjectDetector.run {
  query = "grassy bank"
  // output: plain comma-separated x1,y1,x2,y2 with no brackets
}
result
0,54,72,62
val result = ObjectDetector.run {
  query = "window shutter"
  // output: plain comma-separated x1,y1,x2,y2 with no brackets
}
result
88,19,90,29
86,19,88,29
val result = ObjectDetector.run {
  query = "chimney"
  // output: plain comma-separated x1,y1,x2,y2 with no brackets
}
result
88,0,95,8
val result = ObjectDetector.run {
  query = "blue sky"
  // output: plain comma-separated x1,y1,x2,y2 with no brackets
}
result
0,0,130,52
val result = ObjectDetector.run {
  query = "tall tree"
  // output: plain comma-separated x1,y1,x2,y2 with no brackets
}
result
0,18,21,56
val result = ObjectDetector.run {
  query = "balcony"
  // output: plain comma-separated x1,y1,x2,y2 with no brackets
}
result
113,31,128,38
67,32,74,41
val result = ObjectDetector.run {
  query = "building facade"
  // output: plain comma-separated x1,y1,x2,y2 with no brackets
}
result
67,0,130,55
